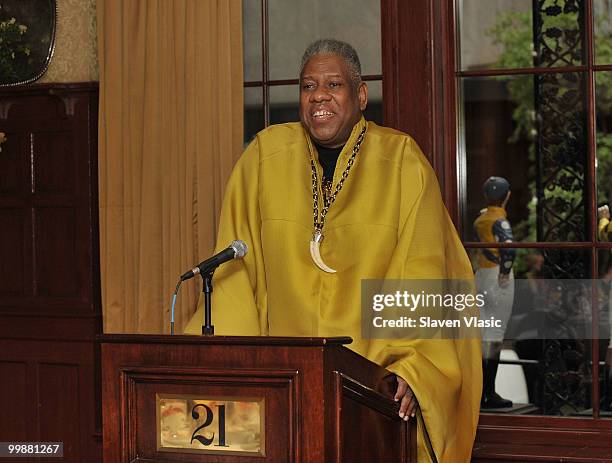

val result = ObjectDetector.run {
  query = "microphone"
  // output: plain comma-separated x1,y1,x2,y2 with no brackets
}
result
180,240,248,281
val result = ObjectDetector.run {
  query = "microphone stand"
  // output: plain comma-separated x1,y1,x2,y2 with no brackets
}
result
201,270,215,335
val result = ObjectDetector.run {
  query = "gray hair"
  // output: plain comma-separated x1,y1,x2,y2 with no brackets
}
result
299,39,362,89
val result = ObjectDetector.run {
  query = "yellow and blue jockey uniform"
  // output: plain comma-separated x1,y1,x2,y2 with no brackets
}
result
473,206,516,273
475,178,516,409
599,216,612,243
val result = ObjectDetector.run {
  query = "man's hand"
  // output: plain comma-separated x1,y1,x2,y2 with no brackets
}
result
394,375,418,421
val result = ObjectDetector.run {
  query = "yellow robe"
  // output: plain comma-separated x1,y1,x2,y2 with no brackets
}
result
185,117,482,462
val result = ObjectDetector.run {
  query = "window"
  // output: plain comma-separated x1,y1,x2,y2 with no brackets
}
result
242,0,383,144
456,0,612,418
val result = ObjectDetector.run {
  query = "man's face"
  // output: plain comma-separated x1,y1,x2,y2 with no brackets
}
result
299,54,367,148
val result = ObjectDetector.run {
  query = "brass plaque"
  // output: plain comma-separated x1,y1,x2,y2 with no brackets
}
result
156,394,265,456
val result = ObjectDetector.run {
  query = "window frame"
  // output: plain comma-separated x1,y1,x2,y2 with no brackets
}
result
244,0,383,133
453,0,611,418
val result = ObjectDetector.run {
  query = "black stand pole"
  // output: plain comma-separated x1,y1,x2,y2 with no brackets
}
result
201,271,214,336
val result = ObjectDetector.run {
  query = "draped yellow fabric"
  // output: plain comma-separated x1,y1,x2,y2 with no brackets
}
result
185,118,482,462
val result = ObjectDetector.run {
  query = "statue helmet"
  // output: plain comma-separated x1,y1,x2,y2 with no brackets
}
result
483,176,510,202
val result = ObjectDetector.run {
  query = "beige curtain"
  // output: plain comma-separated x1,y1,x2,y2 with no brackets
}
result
97,0,243,333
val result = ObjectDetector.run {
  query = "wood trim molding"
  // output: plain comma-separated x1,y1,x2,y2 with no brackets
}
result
381,0,460,220
381,0,434,157
336,372,399,418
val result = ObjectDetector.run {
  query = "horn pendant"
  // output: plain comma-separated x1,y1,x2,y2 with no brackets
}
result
310,231,337,273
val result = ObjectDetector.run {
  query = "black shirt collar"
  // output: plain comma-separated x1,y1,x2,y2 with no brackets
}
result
313,142,344,181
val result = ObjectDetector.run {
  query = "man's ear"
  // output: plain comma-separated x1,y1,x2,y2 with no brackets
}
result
358,82,368,111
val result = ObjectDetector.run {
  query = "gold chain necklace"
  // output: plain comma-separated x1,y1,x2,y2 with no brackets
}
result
321,178,333,207
309,126,366,273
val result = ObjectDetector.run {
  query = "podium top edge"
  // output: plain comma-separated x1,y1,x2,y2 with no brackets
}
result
97,334,353,347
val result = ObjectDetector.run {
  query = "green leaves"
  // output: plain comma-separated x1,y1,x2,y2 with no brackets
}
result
0,16,32,82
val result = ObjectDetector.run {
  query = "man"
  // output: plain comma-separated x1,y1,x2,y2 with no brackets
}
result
186,39,481,462
473,176,515,409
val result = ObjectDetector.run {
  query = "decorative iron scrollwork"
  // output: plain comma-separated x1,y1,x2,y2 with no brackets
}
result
533,0,588,244
533,0,590,414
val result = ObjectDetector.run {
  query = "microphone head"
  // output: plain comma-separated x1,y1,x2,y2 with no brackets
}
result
230,240,248,259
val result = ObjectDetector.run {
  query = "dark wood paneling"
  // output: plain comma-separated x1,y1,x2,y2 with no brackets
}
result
38,363,81,462
0,361,29,441
0,84,97,309
472,414,612,462
382,0,459,220
130,369,296,462
33,131,75,195
0,93,67,121
0,313,104,341
101,339,321,463
339,374,414,463
0,338,101,463
322,341,416,463
0,209,26,295
382,0,434,157
102,335,415,463
35,207,78,297
0,131,24,194
0,83,102,463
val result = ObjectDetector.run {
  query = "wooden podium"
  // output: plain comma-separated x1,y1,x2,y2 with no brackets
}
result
101,335,416,462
